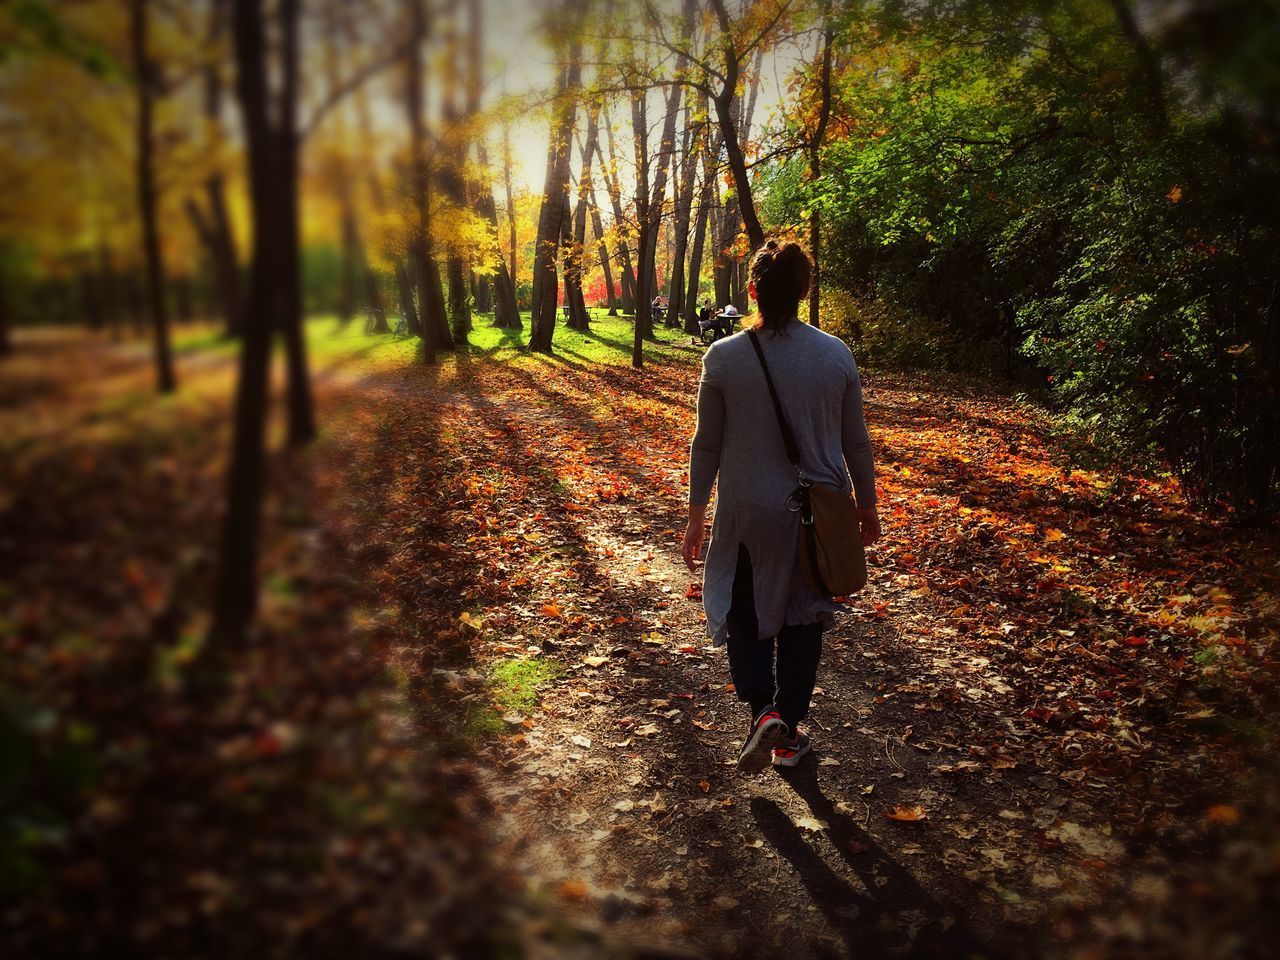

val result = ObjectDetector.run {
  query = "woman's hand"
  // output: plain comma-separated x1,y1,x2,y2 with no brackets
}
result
683,506,708,570
857,507,882,545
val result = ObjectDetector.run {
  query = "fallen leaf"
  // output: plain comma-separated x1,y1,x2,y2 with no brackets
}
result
885,805,927,822
794,816,828,832
1205,804,1239,825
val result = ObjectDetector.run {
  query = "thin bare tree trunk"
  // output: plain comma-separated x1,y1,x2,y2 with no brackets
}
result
709,0,765,250
684,118,718,334
502,122,518,290
631,86,651,367
808,0,833,329
277,0,314,445
405,0,447,362
476,144,522,329
129,0,176,393
598,108,636,312
587,185,617,316
395,260,419,334
565,106,598,330
666,95,697,328
440,6,471,343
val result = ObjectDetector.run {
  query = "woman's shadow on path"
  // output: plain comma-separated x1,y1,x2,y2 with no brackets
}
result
751,760,1002,960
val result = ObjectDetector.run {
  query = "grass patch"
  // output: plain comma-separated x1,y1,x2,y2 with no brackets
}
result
462,704,507,739
170,309,700,378
489,656,561,713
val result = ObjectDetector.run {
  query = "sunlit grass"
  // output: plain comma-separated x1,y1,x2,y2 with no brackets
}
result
488,656,561,713
167,306,701,373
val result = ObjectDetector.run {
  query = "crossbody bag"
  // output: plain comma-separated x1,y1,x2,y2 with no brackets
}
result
747,330,868,597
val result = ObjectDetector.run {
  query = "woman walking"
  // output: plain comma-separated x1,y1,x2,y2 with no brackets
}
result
682,240,880,772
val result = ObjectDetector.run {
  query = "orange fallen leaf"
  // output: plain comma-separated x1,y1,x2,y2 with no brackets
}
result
541,603,563,618
884,805,927,822
1205,804,1239,825
558,880,589,902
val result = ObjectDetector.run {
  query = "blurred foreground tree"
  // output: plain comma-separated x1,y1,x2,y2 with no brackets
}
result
210,0,289,646
128,0,177,392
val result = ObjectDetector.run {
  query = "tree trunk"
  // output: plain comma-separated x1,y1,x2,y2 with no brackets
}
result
447,259,470,341
476,144,522,329
565,107,598,331
405,0,446,363
324,0,359,330
210,0,282,647
365,261,390,333
440,18,472,345
712,169,733,308
186,176,242,338
587,190,617,316
708,0,765,250
277,0,314,446
528,17,584,354
598,109,636,313
631,87,652,366
637,75,682,338
395,259,419,334
808,2,833,329
684,111,719,334
346,20,394,336
130,0,176,394
666,99,697,329
502,122,518,290
204,0,242,339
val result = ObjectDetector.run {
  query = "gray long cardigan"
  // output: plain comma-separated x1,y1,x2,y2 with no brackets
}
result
688,320,876,645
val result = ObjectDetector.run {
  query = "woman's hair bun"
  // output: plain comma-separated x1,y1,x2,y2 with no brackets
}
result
777,243,805,265
748,239,812,328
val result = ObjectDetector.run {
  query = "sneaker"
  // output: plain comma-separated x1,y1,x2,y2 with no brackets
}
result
737,706,787,773
772,730,813,768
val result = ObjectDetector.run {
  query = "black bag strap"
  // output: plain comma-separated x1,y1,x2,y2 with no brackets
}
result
748,330,806,482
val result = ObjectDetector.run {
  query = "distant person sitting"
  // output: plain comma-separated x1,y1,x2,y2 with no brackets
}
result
698,299,713,329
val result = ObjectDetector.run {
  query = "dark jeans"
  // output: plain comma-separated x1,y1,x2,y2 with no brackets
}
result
725,544,823,735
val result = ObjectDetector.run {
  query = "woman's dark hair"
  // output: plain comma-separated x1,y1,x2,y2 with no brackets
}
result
749,239,811,330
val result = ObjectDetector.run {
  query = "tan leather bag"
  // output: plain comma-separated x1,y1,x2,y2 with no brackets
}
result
796,481,867,596
749,331,868,597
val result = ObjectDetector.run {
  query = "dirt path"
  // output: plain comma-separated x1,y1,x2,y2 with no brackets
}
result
6,328,1274,958
329,340,1280,959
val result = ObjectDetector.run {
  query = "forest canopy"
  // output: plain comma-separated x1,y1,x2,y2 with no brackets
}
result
3,0,1275,513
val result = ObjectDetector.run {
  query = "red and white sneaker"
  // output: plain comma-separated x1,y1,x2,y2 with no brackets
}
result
737,706,787,773
772,730,813,768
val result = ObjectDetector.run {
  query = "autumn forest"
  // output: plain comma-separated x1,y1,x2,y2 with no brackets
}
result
2,0,1278,957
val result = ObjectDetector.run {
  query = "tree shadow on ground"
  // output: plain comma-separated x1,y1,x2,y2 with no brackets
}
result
754,760,1001,959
